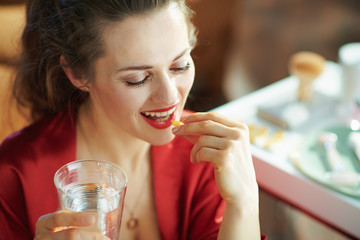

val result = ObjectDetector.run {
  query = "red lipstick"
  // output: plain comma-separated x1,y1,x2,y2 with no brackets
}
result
141,104,178,129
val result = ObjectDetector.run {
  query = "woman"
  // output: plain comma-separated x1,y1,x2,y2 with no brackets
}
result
0,0,266,239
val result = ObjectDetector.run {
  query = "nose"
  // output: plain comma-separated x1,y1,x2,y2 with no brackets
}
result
151,72,178,104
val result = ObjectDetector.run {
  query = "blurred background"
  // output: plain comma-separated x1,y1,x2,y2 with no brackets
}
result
187,0,360,239
187,0,360,111
1,0,360,239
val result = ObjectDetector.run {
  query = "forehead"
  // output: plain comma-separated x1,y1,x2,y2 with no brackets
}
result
99,4,190,66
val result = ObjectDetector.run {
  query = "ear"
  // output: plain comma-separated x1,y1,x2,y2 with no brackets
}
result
60,55,91,91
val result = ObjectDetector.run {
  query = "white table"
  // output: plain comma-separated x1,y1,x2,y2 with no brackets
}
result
212,62,360,239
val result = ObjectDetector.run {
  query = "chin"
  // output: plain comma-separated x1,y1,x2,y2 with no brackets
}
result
148,132,176,146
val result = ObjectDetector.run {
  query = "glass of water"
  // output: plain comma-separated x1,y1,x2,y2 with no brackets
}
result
54,160,127,240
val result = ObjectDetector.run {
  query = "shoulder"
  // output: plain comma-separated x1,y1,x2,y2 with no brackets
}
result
0,110,76,229
0,115,53,163
1,114,54,146
0,109,76,171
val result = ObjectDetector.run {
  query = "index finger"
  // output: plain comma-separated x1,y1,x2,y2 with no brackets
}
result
174,112,248,139
182,112,245,129
37,210,95,231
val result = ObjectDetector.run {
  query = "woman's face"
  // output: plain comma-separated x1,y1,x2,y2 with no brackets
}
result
87,4,195,145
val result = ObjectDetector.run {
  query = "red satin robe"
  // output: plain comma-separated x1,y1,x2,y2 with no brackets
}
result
0,109,266,239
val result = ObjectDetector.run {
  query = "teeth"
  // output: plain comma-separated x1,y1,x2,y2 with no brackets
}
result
143,107,176,117
155,115,171,121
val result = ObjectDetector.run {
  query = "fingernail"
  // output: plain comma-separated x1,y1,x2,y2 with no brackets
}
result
172,126,180,133
181,115,189,122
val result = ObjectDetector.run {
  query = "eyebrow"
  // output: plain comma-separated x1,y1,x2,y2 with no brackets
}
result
116,48,191,72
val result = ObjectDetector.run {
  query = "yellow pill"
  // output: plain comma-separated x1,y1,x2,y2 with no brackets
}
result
172,120,183,127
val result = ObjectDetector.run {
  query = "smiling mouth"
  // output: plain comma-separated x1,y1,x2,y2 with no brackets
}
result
141,107,176,122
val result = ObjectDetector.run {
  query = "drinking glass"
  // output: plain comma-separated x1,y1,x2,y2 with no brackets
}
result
54,160,127,240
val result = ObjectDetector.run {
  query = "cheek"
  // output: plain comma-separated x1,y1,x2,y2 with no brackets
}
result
95,84,145,116
178,69,195,94
113,89,147,113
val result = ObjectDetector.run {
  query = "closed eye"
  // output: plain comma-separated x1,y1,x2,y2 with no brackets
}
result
126,75,151,87
125,63,191,88
170,63,191,73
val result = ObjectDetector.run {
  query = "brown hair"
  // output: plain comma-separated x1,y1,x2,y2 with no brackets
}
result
14,0,197,121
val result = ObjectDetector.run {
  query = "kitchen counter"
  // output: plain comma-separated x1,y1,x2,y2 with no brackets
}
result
212,62,360,239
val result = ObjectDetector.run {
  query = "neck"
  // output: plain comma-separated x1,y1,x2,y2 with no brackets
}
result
76,101,151,174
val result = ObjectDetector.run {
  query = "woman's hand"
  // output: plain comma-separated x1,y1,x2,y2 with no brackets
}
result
172,112,261,239
34,210,110,240
172,112,259,207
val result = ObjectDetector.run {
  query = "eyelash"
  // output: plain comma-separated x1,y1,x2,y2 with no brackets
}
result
126,75,151,88
126,63,191,87
171,63,191,73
